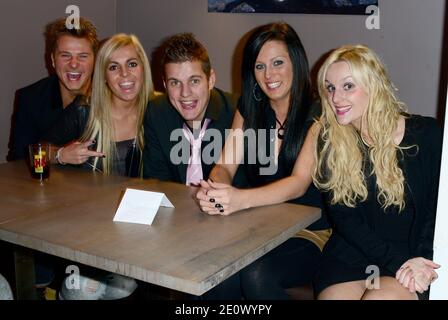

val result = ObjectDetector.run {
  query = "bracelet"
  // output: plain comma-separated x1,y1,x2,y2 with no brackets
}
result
55,147,66,165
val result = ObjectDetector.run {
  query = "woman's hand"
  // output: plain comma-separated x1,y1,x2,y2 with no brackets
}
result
59,140,105,165
396,257,440,293
196,180,215,212
196,179,248,216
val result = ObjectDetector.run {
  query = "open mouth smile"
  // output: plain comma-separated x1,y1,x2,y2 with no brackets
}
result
119,81,136,91
67,72,82,81
266,81,281,90
180,100,198,110
334,105,351,116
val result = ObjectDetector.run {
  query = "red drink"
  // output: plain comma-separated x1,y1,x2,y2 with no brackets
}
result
29,144,51,181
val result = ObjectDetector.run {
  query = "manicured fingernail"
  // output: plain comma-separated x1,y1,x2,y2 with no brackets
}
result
209,198,215,203
215,203,222,208
219,209,224,213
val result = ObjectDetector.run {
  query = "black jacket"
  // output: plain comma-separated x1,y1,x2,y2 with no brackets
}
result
42,96,89,145
143,88,246,185
8,75,64,160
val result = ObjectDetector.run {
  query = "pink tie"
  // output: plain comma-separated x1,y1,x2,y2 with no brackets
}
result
183,119,211,186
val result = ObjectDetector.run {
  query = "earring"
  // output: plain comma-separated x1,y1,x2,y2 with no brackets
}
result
252,83,262,102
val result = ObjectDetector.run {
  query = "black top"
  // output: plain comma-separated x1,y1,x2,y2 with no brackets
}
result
363,141,414,257
115,138,137,176
321,115,442,275
143,88,247,186
238,99,328,230
8,75,67,161
42,96,141,177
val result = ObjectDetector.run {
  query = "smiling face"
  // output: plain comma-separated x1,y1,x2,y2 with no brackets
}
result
254,40,293,109
105,45,144,106
324,61,369,130
164,60,215,127
52,35,94,98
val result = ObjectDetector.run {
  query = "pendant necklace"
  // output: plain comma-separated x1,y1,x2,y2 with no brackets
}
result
275,117,286,140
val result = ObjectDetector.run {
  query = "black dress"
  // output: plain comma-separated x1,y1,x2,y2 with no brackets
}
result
239,99,327,227
314,115,442,297
237,99,330,299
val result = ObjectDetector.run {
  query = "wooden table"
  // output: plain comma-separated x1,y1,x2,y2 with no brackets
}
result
0,161,320,298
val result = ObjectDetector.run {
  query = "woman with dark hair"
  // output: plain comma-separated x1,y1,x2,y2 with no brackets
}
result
197,22,330,299
241,21,313,182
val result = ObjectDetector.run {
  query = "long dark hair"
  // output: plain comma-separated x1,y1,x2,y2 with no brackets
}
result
241,22,312,177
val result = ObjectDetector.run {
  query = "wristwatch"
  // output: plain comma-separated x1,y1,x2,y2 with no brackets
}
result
55,147,66,165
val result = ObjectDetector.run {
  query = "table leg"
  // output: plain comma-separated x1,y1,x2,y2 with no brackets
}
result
14,247,37,300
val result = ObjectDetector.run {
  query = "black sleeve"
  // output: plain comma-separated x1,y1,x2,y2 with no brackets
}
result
328,200,409,274
416,118,443,259
9,90,35,160
41,99,89,145
142,103,175,180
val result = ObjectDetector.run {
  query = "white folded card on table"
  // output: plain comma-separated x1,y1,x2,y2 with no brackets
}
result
113,188,174,225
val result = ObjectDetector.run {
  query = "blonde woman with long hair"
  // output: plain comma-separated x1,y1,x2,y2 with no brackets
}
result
311,45,441,300
45,33,153,177
43,33,153,299
197,44,442,300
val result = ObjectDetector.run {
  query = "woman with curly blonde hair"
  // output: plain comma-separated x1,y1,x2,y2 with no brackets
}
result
314,45,408,210
312,44,442,300
198,44,442,300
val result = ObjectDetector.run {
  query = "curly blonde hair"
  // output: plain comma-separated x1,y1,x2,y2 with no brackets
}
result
313,44,408,210
81,34,154,175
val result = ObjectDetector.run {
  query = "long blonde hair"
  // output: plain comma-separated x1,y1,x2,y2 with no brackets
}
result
81,33,154,174
313,44,407,210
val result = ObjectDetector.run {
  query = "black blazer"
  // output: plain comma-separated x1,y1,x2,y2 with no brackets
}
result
143,88,246,185
41,95,89,145
8,75,64,161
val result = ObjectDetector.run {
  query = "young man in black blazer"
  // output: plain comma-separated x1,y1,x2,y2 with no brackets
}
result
143,33,245,187
143,33,244,299
5,16,98,293
8,17,98,161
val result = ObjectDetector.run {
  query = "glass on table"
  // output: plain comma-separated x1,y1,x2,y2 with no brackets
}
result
28,143,51,182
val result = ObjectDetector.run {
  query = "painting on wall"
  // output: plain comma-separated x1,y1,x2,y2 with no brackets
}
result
208,0,378,15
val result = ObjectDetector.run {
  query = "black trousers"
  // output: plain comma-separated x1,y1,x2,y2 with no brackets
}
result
240,237,322,300
200,237,322,300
